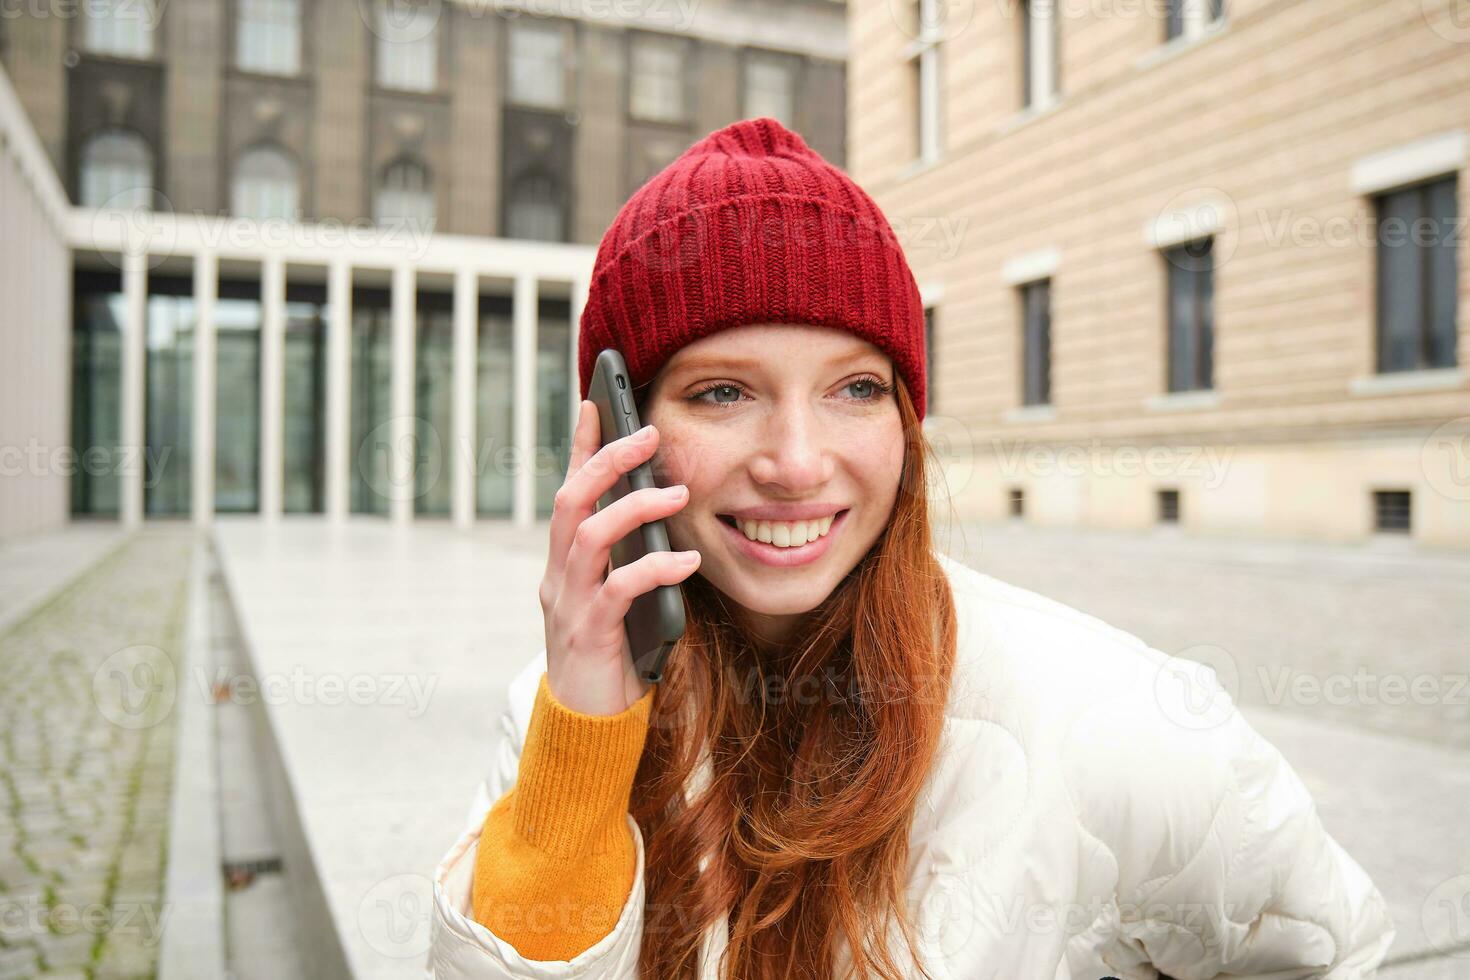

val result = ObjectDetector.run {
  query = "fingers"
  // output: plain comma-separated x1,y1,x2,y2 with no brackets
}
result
566,399,599,476
547,401,603,576
581,548,701,643
562,483,690,600
547,405,655,578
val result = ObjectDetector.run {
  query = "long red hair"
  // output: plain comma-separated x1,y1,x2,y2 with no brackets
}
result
632,375,958,980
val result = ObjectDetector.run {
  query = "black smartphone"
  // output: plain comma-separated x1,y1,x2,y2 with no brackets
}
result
588,348,687,684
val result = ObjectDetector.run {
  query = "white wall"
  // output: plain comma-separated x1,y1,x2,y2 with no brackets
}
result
0,63,72,541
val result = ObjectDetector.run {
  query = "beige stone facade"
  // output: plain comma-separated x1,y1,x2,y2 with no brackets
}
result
850,0,1470,547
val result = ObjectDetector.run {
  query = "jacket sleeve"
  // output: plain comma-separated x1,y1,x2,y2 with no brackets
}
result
429,655,650,980
1104,664,1397,980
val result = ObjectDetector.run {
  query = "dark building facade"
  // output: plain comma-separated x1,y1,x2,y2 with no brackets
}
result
0,0,847,242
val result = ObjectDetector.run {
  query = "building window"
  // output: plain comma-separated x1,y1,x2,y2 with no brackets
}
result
743,51,796,128
906,0,941,164
374,158,436,232
1375,175,1459,374
508,18,566,109
1165,0,1226,42
630,34,687,124
232,144,299,221
375,0,438,92
1021,0,1058,110
506,172,565,242
79,129,153,209
1158,488,1181,524
237,0,301,75
1373,490,1411,533
1164,237,1214,393
1008,487,1025,519
83,0,156,58
1021,279,1051,406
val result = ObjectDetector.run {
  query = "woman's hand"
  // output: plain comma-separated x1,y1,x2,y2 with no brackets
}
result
538,399,701,716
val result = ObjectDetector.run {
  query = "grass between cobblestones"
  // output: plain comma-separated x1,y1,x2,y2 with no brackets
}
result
0,528,194,980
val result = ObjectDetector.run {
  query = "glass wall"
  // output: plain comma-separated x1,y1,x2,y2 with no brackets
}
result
414,292,454,516
216,281,263,513
535,298,574,517
144,277,195,516
475,296,514,517
350,287,393,515
72,271,125,516
283,283,329,513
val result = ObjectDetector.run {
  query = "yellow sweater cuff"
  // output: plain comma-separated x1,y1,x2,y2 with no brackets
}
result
509,672,655,857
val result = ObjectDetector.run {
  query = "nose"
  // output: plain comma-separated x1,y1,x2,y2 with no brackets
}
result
748,400,834,493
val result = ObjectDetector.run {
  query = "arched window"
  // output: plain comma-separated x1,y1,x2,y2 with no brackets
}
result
84,0,156,58
374,158,436,232
79,130,154,209
232,144,299,221
505,172,565,243
237,0,302,75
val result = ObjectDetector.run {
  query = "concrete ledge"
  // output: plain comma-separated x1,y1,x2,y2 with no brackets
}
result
212,527,356,980
1350,130,1467,196
1349,368,1466,396
157,535,227,980
1144,389,1222,412
1003,404,1057,424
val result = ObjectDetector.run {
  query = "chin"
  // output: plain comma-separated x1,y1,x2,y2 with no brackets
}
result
712,566,840,616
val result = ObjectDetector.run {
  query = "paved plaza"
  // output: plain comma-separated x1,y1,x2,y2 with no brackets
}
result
0,527,191,979
0,517,1466,978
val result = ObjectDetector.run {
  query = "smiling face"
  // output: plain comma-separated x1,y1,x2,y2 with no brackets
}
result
641,323,907,650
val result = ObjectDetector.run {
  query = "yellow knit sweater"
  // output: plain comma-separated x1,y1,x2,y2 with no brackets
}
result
470,672,655,961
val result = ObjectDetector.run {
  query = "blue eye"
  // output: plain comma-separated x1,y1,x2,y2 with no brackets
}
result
844,376,896,401
688,376,894,407
691,383,744,406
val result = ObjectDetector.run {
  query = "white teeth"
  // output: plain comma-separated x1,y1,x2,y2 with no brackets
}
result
734,513,839,548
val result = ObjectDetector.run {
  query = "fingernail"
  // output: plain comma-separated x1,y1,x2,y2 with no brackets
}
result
637,424,655,438
667,484,687,497
678,551,700,563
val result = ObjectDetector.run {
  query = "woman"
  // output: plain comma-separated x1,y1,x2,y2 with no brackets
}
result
429,118,1395,979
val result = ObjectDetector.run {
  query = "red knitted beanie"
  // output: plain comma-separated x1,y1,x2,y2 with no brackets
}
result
577,116,928,420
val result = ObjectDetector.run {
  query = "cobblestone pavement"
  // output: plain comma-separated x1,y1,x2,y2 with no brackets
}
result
0,527,193,980
946,520,1470,751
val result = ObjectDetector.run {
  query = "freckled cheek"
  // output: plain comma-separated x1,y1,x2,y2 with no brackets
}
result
852,427,906,508
652,437,726,551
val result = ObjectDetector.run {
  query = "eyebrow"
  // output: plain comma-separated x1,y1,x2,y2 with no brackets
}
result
670,349,886,374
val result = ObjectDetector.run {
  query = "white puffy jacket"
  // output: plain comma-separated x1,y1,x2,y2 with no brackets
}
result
430,551,1395,979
